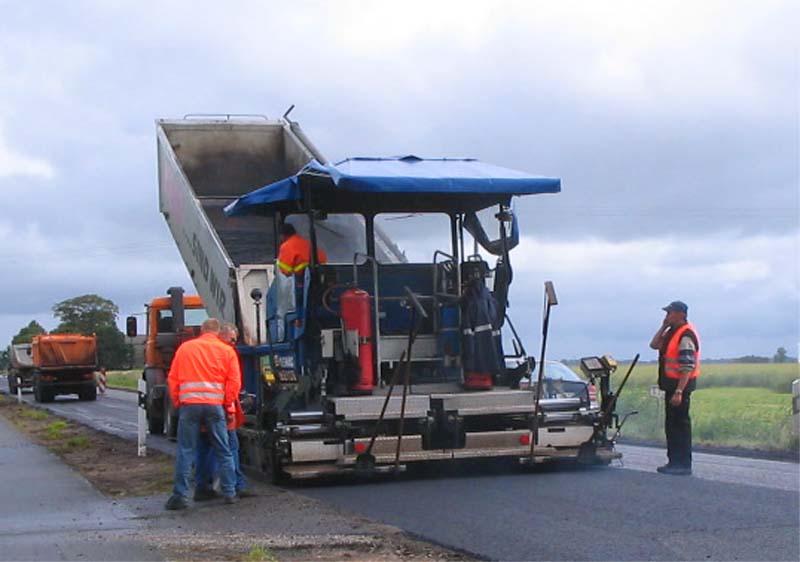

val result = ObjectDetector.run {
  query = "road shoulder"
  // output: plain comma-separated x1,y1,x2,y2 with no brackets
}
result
0,393,469,561
0,413,162,561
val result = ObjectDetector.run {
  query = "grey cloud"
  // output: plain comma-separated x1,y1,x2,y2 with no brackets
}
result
0,1,797,355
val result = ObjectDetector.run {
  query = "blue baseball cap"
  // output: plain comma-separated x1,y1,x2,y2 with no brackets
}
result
662,300,688,314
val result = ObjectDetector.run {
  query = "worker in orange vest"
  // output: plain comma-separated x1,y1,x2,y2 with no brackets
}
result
164,318,241,510
194,323,253,500
649,300,700,476
277,223,327,278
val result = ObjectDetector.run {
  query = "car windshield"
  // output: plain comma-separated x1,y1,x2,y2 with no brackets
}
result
531,362,584,383
523,362,588,401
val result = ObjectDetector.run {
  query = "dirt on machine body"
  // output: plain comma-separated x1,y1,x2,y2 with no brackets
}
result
137,113,633,482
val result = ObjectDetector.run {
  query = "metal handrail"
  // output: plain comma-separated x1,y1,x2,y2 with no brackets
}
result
182,113,269,121
353,253,381,380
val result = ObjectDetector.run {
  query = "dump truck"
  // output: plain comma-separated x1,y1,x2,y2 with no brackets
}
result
126,288,207,436
153,114,629,481
31,334,98,402
7,343,34,393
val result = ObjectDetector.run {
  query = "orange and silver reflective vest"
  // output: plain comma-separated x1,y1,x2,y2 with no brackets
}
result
167,332,241,407
662,323,701,380
277,234,328,276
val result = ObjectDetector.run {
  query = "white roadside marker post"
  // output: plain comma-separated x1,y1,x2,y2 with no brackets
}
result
16,376,22,404
650,385,665,436
792,379,799,437
137,378,147,457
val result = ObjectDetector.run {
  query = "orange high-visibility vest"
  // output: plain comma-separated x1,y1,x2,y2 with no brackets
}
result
168,333,241,406
277,234,327,276
663,323,701,380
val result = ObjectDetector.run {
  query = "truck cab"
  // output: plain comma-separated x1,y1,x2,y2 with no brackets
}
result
127,287,206,436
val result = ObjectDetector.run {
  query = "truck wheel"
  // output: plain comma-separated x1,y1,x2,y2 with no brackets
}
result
8,374,17,394
147,400,164,435
33,376,43,403
79,385,97,401
262,438,287,485
164,399,178,441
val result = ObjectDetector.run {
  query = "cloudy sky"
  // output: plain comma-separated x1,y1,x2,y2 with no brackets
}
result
0,0,797,361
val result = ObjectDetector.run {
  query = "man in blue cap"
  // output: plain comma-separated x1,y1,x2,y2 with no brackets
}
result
649,300,700,476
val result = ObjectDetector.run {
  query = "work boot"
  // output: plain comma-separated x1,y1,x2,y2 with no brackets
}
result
657,464,692,476
193,487,219,502
164,494,189,510
223,495,239,505
237,488,257,499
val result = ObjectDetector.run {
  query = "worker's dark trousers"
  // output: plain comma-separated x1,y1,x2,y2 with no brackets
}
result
665,392,692,468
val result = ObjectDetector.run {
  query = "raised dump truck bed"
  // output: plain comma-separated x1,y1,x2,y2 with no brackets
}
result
157,118,311,343
157,117,403,344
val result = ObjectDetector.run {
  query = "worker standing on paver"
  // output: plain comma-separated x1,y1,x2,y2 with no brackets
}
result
164,318,240,510
649,300,700,476
277,222,327,278
194,322,253,499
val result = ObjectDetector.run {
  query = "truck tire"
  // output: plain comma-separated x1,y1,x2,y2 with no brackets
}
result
33,375,43,402
260,435,287,485
33,373,54,403
147,407,165,434
79,385,97,401
144,369,165,435
8,373,17,394
164,398,178,441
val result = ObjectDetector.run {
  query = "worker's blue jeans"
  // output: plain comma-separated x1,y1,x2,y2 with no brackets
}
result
196,429,246,492
172,404,235,499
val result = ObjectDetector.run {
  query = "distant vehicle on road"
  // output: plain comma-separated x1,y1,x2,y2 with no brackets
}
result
7,343,34,394
519,360,594,401
32,334,98,402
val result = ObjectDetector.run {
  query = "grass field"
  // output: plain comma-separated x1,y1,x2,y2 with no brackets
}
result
605,362,799,451
105,370,139,390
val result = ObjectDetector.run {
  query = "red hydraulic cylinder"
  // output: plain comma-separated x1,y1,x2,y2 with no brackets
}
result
340,288,375,393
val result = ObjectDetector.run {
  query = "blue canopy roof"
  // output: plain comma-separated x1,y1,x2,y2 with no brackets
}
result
225,156,560,216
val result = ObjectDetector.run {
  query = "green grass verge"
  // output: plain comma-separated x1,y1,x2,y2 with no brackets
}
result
45,420,69,440
570,362,800,451
65,435,90,450
243,546,279,562
607,362,799,393
615,387,798,451
105,370,140,390
20,408,48,421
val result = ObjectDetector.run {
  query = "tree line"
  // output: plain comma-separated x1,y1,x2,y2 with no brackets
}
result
3,294,133,370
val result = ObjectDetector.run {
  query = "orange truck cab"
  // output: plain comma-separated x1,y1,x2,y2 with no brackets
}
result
126,287,206,437
31,334,98,403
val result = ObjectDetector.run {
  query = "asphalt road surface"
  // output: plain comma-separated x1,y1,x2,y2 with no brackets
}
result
0,416,160,560
3,379,799,561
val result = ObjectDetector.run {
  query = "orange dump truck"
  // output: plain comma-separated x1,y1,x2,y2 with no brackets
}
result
31,334,98,402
